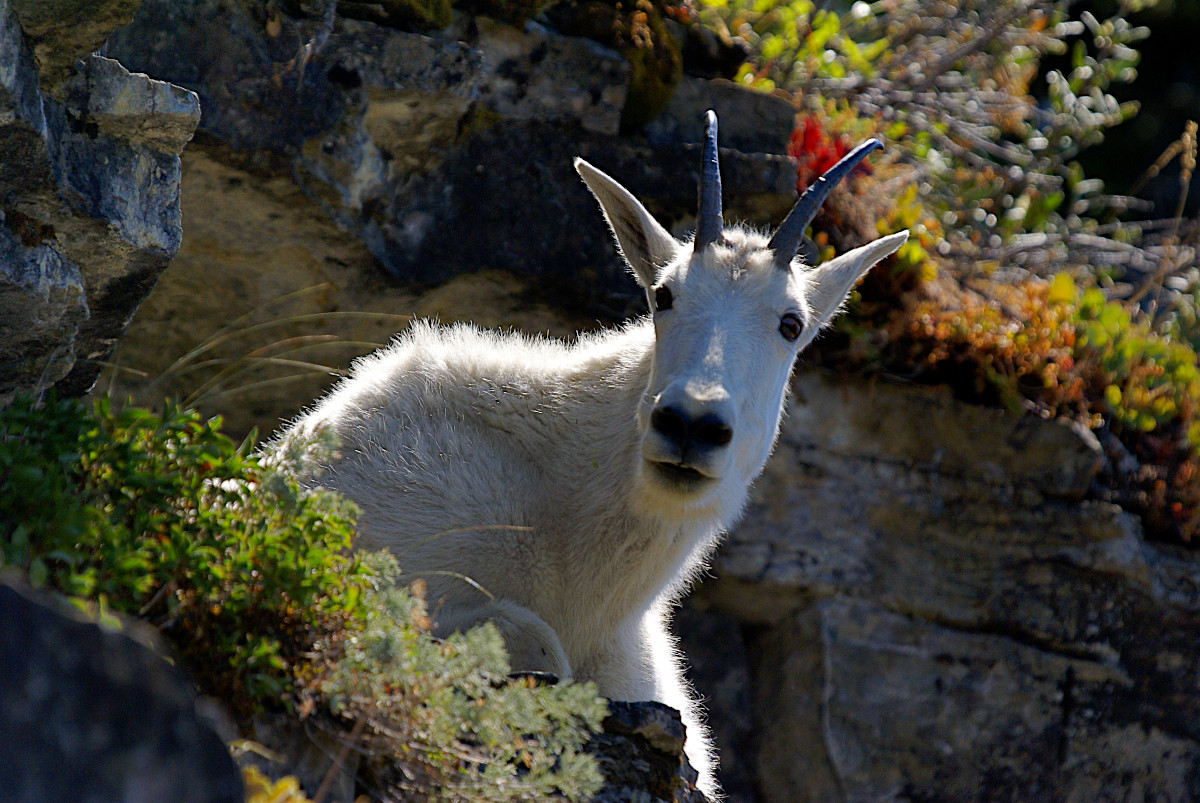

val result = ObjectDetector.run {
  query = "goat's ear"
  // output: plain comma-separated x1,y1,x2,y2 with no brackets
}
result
575,158,678,289
806,231,908,326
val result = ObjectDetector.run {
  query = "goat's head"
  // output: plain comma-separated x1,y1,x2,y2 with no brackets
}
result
576,112,908,510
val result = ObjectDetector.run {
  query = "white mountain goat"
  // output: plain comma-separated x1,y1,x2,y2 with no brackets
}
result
273,112,907,797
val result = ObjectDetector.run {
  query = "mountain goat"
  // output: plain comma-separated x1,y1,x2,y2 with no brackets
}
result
274,112,907,797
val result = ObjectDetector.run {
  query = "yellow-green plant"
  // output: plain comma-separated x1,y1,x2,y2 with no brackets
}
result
318,553,607,802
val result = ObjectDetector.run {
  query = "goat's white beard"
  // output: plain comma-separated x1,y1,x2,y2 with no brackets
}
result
630,450,738,527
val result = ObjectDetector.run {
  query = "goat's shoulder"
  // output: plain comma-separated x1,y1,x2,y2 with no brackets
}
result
290,318,653,434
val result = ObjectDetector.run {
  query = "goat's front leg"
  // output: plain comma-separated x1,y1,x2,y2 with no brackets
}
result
582,610,721,800
434,599,573,680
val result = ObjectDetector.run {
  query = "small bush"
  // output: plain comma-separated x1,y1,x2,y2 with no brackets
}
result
861,275,1200,542
0,396,607,799
0,394,367,711
316,554,607,801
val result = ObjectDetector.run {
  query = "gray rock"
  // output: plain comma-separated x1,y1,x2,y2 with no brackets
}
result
753,597,1200,803
472,18,629,135
675,606,756,803
0,0,198,401
106,0,797,313
43,55,199,395
644,76,795,154
0,576,243,803
0,222,86,398
106,0,347,153
65,54,201,152
751,598,1149,803
682,367,1200,802
589,701,711,803
709,371,1140,649
351,120,796,312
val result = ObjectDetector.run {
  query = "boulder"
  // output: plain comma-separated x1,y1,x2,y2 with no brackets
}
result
0,576,242,803
106,0,795,308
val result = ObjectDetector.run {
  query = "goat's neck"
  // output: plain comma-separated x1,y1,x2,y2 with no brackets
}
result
557,322,734,621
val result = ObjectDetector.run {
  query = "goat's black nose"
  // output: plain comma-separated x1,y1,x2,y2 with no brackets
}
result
651,405,733,450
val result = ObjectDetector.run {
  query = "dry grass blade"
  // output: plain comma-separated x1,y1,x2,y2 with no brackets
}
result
180,333,398,409
181,334,347,407
149,284,333,386
402,524,535,555
188,372,347,407
184,357,348,408
146,309,409,397
1126,121,1197,310
312,712,366,803
139,278,409,396
398,570,496,601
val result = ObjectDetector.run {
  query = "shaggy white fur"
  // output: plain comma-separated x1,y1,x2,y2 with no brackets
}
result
273,154,907,798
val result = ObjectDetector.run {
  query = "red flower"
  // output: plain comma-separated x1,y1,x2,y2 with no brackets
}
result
788,117,872,193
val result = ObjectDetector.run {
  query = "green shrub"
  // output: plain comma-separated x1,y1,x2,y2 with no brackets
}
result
0,395,607,798
318,553,607,801
0,394,367,709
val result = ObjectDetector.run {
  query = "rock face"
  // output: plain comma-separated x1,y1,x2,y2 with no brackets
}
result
680,371,1200,802
0,576,242,803
103,0,795,315
0,0,199,402
99,0,797,436
239,695,709,803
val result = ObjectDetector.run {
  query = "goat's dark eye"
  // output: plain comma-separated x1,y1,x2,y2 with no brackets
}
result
654,286,674,312
779,313,803,342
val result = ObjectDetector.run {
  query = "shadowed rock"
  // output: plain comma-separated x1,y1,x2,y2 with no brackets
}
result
0,576,242,803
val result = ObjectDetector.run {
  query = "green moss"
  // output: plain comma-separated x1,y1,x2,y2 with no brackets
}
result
619,4,683,132
549,0,685,132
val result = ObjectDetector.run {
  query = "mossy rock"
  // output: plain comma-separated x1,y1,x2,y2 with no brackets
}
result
550,0,684,133
619,5,683,133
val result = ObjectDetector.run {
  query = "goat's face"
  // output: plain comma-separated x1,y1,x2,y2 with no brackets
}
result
637,233,807,498
576,112,908,509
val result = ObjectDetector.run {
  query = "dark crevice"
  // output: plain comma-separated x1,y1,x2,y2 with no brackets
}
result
1057,665,1076,767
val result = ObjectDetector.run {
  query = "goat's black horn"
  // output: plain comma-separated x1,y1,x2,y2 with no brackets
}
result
694,110,724,252
769,138,882,269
